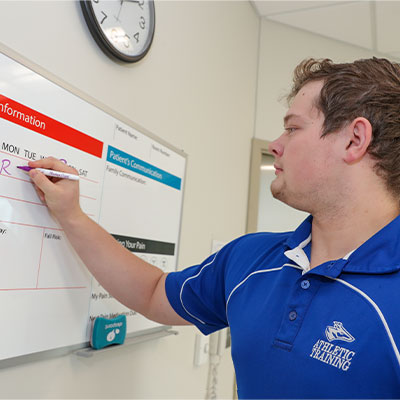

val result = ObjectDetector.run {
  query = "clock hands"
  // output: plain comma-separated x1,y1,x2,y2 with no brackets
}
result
115,1,123,22
115,0,142,22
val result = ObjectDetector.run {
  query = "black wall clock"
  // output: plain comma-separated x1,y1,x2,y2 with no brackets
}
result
81,0,155,63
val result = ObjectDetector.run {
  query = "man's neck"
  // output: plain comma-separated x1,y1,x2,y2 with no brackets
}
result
310,202,400,269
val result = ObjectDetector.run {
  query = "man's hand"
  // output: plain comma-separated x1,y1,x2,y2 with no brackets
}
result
28,157,83,224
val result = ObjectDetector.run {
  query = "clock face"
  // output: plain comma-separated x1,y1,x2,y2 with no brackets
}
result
81,0,155,63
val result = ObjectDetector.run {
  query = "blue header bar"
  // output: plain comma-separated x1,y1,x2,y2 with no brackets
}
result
107,146,182,190
106,145,182,190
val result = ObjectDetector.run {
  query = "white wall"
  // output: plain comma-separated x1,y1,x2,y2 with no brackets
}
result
0,1,259,398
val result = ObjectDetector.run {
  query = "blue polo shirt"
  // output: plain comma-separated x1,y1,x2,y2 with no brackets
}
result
165,215,400,399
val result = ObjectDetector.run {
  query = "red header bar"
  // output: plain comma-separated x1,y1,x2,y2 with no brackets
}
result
0,94,103,158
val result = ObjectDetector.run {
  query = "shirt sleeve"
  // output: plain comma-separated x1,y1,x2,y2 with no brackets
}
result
165,239,239,335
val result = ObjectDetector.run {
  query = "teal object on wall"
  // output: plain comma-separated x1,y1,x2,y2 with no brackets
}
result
90,315,127,350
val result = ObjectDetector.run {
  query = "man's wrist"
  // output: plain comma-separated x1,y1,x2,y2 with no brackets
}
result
56,208,88,231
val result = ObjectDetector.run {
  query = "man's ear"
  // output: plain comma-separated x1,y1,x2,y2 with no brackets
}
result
343,117,372,164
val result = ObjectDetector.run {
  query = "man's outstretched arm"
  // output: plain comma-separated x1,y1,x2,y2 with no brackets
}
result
28,157,190,326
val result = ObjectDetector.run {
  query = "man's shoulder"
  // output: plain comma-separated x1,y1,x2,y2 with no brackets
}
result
218,230,293,272
230,230,293,253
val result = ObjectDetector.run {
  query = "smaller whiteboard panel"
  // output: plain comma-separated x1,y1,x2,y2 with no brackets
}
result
0,45,186,362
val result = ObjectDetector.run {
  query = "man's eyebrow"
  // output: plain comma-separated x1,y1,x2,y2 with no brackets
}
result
283,114,303,125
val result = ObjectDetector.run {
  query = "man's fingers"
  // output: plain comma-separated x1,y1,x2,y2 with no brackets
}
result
28,157,77,175
32,184,46,203
29,169,55,195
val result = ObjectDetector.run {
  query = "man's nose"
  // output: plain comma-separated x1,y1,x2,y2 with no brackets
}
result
268,136,284,157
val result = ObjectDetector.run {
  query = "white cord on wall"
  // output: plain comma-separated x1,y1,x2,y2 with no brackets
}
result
206,332,221,399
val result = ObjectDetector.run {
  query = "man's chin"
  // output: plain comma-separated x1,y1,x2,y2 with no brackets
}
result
271,187,309,213
271,185,294,207
271,191,286,203
270,182,284,201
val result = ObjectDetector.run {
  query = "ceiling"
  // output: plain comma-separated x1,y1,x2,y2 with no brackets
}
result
251,1,400,60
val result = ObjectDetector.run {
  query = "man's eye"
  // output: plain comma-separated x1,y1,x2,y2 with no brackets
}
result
285,127,297,134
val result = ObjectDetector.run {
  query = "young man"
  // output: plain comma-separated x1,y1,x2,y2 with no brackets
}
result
29,57,400,398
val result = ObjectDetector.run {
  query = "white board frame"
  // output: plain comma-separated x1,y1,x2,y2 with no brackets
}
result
0,41,187,366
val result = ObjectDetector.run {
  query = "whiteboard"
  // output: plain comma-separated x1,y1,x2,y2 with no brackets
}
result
0,46,186,362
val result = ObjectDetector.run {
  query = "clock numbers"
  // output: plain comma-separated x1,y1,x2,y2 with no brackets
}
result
138,1,144,9
139,16,145,29
124,34,130,48
100,11,107,25
134,32,140,43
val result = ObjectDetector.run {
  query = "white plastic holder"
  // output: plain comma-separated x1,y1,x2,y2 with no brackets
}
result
194,333,209,366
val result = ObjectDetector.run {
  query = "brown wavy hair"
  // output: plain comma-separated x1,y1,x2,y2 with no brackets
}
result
288,57,400,197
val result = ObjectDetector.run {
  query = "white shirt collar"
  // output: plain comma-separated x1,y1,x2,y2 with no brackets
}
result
284,234,356,274
284,234,311,275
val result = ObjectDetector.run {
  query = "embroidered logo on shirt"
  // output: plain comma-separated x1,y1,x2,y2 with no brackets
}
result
309,322,356,372
325,321,355,343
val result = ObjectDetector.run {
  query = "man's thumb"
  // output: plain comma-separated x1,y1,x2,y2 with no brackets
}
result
29,170,54,193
